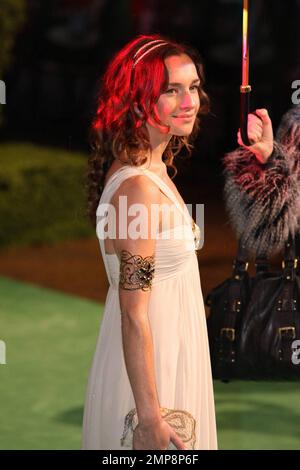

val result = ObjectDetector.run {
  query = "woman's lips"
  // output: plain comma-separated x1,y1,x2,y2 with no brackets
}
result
173,115,195,121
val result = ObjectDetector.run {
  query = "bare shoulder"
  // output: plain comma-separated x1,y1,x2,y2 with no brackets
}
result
111,174,161,207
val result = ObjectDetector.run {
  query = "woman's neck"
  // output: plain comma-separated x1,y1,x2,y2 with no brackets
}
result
140,124,172,175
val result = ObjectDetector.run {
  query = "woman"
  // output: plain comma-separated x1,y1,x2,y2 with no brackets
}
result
82,34,218,450
223,105,300,257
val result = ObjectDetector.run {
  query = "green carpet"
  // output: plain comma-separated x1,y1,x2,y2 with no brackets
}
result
214,380,300,449
0,276,102,450
0,276,299,449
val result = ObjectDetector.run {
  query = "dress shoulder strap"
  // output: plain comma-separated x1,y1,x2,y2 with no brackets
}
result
95,165,192,286
138,168,192,227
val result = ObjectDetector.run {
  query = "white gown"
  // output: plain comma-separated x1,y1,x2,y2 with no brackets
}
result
81,165,218,450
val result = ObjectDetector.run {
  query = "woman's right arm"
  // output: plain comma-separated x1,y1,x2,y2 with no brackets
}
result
111,175,186,450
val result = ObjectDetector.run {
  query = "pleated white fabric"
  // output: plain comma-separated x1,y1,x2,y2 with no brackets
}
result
81,166,218,450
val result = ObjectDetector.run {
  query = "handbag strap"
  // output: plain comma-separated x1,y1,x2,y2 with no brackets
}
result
217,239,250,380
235,239,269,274
233,239,249,276
283,232,296,265
276,232,298,364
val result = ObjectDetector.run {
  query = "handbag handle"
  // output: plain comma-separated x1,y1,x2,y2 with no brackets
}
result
232,239,249,277
281,233,298,285
234,233,298,275
283,232,296,265
233,240,268,276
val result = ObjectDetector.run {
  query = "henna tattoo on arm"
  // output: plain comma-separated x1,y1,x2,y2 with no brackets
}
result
119,250,155,291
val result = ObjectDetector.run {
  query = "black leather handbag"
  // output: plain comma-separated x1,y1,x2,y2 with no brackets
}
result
206,235,300,381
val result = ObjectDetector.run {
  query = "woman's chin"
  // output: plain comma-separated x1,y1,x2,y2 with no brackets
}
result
171,126,194,137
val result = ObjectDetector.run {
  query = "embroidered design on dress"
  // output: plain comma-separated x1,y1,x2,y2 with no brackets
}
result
119,250,155,291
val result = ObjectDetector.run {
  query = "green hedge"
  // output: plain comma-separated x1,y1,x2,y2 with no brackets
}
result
0,0,26,125
0,0,26,75
0,142,94,247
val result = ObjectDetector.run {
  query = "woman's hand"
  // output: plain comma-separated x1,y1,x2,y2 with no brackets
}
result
237,108,274,164
133,418,187,450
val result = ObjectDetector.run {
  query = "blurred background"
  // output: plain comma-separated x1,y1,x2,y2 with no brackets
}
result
0,0,300,450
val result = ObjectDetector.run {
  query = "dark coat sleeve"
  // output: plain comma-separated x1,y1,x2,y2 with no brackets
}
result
223,142,300,256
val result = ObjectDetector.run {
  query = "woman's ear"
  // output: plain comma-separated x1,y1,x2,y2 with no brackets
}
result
133,102,144,119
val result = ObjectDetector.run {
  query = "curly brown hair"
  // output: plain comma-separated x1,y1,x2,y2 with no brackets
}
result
85,34,210,227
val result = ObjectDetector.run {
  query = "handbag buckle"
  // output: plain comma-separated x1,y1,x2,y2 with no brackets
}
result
282,259,298,269
232,260,249,271
278,326,296,340
232,299,241,312
220,327,235,341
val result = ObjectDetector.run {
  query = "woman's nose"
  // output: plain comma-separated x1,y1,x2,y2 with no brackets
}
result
180,92,195,109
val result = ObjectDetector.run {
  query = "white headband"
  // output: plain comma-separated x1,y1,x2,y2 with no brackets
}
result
133,40,168,68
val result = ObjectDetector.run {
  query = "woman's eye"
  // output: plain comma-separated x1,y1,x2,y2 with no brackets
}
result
165,88,177,95
165,85,200,95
